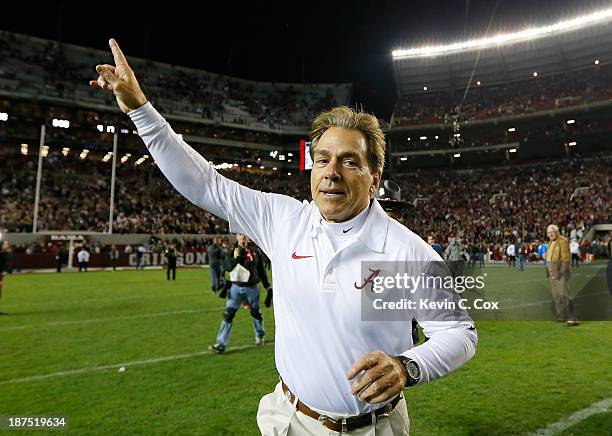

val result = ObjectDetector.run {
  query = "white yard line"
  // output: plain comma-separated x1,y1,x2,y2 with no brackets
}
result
0,343,264,385
0,307,226,331
529,397,612,435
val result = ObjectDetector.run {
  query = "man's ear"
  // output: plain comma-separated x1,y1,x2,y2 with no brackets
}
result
372,171,382,192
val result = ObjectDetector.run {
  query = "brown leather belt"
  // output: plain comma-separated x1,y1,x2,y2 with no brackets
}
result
281,381,401,433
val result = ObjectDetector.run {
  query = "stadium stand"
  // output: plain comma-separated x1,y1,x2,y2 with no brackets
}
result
0,30,351,130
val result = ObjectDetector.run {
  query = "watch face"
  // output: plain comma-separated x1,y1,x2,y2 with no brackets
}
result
407,361,420,380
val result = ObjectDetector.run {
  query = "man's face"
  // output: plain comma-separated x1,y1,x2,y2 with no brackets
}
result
547,227,559,241
310,127,380,223
427,236,435,245
236,234,249,247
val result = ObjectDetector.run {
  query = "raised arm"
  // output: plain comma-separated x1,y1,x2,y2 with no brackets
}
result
89,39,301,256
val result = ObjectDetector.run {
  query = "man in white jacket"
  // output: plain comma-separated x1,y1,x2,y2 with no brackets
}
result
90,39,477,435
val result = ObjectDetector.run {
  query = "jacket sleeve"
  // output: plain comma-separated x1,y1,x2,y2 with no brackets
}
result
128,103,302,258
400,260,478,384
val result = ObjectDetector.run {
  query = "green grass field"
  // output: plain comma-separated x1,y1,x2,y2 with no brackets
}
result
1,264,610,435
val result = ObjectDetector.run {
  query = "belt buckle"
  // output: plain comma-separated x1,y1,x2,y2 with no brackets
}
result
318,414,342,430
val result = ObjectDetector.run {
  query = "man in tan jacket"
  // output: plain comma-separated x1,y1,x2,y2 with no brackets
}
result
546,224,579,326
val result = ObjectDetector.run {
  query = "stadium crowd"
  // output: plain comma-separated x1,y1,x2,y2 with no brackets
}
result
0,31,350,129
402,157,610,247
2,151,609,259
393,63,612,126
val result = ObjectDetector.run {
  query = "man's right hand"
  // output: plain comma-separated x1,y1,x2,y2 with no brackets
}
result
89,39,148,114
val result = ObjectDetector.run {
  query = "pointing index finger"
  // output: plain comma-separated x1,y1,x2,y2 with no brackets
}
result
109,38,129,68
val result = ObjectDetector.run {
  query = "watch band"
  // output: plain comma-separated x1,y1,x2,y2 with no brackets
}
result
395,355,421,387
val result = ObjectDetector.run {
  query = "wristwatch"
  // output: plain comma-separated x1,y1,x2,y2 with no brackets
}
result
395,356,421,387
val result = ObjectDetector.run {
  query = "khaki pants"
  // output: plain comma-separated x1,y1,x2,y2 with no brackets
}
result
257,382,410,435
548,264,576,322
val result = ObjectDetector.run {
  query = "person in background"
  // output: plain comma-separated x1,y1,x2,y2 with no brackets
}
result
427,235,443,257
569,238,580,268
109,244,120,271
0,240,9,315
77,246,90,272
56,244,67,273
136,244,146,269
209,234,271,354
445,236,465,277
165,243,178,280
516,238,526,272
207,238,223,293
546,224,579,326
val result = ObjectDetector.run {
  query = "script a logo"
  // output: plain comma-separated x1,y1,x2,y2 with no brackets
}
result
354,268,381,291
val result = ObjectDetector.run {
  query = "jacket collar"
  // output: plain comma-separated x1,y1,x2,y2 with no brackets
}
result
309,199,389,253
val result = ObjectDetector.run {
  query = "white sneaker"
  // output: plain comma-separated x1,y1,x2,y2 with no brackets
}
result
255,336,265,346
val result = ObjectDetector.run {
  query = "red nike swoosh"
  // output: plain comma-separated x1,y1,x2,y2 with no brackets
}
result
291,252,313,259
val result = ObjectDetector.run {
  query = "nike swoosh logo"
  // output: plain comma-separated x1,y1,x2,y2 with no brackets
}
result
291,252,313,259
342,227,354,234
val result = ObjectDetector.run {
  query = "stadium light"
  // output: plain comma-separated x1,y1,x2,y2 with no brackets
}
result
62,147,70,156
594,59,600,65
20,144,28,155
533,72,538,77
566,119,575,124
568,141,577,146
400,157,408,161
454,133,461,138
287,172,292,176
407,137,411,141
434,135,439,139
273,167,278,171
509,148,517,153
52,118,70,128
288,159,292,163
453,153,461,158
476,81,481,86
287,153,293,157
423,86,428,91
0,112,8,121
79,149,89,160
420,136,428,140
247,164,252,168
392,7,612,59
102,152,113,162
41,146,49,158
120,153,131,163
279,154,286,161
260,165,265,169
508,127,516,132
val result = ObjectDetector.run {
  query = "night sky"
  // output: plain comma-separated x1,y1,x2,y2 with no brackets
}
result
1,0,608,118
